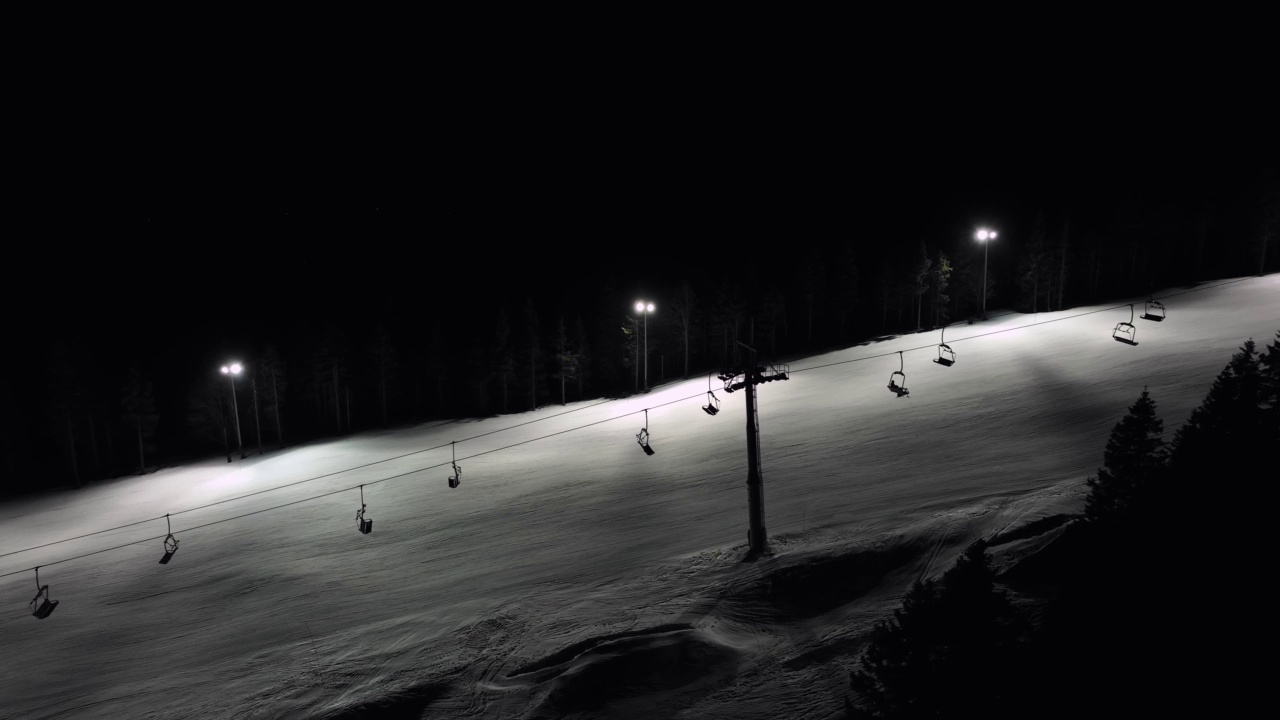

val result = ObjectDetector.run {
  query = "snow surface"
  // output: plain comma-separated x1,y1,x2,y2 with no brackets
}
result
2,276,1278,719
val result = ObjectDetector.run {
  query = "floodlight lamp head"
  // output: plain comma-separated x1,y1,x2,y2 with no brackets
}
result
646,303,654,312
976,229,990,241
635,301,645,312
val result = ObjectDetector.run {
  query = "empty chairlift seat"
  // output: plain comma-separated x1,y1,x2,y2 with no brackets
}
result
637,409,655,455
30,568,58,620
934,326,955,367
887,351,910,396
447,441,461,488
1113,305,1138,345
158,513,179,564
702,374,720,415
356,485,373,534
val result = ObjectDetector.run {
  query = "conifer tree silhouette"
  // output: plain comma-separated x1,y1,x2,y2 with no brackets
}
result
1084,388,1167,525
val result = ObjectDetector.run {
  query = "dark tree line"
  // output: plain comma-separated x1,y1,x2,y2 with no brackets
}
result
844,332,1280,718
6,169,1276,499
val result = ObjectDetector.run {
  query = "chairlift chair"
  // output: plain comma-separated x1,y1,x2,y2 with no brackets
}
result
1142,298,1166,322
30,567,58,620
703,392,720,415
719,369,739,393
702,375,720,415
1113,305,1138,345
355,485,373,534
637,409,655,455
448,440,461,488
887,351,909,396
934,325,956,367
159,513,179,564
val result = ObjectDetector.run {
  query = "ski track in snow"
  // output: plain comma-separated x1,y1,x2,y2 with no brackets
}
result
2,276,1277,719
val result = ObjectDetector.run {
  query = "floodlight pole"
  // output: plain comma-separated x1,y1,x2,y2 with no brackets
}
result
976,228,997,320
222,364,245,459
637,315,645,392
634,301,654,393
229,373,243,459
643,308,649,392
981,238,989,318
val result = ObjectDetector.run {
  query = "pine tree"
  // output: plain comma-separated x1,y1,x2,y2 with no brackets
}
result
259,344,287,448
553,315,578,405
758,285,787,357
522,298,542,410
1260,331,1280,440
187,376,233,462
1084,389,1167,525
572,314,590,400
800,247,826,347
667,280,697,378
849,540,1024,719
120,363,159,475
833,242,859,342
1168,338,1272,546
1170,339,1263,489
493,308,515,413
930,250,952,329
424,317,448,417
1055,218,1071,311
1017,211,1051,313
711,274,744,366
910,242,931,332
45,343,84,487
621,318,638,392
370,324,397,427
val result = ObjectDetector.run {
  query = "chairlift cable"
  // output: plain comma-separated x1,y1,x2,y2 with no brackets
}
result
2,275,1261,584
0,398,616,561
1,392,709,580
788,276,1252,376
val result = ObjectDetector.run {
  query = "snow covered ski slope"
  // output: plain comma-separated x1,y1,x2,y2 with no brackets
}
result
2,275,1277,719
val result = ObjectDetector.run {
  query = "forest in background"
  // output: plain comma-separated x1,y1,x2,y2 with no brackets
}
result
2,164,1276,498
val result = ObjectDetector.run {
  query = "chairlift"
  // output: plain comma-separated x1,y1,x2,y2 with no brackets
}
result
1113,304,1138,345
159,513,179,564
719,369,739,393
637,408,655,455
703,375,720,415
887,351,909,397
934,325,956,367
1142,298,1166,322
30,567,58,620
355,485,373,534
448,440,461,488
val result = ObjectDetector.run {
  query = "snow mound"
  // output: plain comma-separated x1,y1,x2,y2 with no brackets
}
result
523,625,741,718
